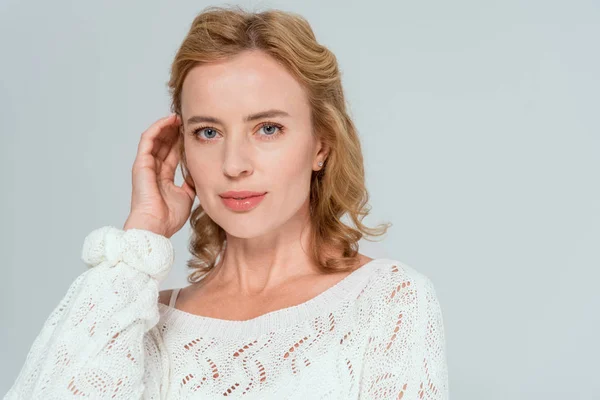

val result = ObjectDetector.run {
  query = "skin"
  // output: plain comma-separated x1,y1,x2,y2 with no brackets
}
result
159,49,372,318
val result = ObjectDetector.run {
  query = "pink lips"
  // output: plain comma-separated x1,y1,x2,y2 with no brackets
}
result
219,192,267,212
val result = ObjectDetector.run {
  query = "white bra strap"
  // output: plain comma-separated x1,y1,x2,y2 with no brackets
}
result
169,288,181,308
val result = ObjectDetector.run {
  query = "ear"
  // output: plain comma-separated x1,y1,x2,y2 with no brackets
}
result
313,139,330,170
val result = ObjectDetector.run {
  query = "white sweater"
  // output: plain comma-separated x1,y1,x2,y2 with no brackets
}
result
5,226,449,399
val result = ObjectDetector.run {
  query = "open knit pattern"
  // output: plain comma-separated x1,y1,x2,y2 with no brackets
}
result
5,226,449,399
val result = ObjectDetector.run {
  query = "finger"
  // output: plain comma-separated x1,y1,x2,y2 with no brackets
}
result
136,114,178,159
155,117,183,161
136,117,180,174
148,127,179,160
137,114,175,150
162,133,183,172
153,136,176,161
156,127,182,174
180,179,196,201
158,137,182,183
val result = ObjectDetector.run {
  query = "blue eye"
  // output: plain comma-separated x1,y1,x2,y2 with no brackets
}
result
259,123,283,138
191,122,285,143
193,127,219,140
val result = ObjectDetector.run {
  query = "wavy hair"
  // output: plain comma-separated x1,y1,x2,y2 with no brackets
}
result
167,5,392,283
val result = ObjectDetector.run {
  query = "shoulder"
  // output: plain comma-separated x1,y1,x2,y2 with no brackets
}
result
369,259,437,291
368,259,441,316
158,289,174,306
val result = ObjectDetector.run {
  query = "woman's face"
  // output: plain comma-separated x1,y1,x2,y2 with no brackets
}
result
180,50,326,239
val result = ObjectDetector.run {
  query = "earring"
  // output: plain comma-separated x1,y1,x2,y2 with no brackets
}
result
318,161,323,167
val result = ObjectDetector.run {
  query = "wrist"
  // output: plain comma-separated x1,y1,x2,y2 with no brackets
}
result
123,215,168,237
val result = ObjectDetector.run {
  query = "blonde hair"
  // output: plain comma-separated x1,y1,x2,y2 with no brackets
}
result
167,5,392,283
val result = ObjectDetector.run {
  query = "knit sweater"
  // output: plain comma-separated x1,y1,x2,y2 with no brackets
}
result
5,226,449,399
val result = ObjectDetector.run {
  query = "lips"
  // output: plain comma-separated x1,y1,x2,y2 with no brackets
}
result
219,191,267,199
220,192,267,211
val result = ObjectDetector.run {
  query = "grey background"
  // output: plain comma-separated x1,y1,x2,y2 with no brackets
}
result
1,0,598,398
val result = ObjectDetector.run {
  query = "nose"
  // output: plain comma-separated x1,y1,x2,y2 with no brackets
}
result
221,134,253,178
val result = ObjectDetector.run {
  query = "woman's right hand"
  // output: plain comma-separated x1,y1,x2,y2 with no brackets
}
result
123,114,196,238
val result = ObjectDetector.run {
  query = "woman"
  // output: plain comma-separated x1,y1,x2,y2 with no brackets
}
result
6,6,448,399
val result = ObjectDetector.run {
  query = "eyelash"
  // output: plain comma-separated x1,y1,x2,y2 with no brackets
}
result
191,121,285,143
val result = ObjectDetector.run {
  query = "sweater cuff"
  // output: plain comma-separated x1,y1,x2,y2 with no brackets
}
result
81,226,174,282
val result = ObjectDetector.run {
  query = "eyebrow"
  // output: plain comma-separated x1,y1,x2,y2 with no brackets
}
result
186,109,291,126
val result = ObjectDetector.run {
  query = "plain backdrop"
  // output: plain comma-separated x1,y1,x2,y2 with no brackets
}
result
1,0,598,398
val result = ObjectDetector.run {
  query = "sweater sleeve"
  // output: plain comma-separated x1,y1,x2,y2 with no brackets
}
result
4,226,173,400
358,264,449,399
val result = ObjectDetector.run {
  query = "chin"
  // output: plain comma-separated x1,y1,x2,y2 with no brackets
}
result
219,217,275,239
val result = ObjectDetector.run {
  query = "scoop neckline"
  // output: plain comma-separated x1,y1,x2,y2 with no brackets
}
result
157,258,392,339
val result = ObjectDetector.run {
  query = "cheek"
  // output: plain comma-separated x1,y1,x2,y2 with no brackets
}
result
270,154,311,185
182,149,218,202
268,150,315,210
268,140,314,180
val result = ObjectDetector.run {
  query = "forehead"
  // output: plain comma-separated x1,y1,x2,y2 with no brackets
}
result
181,50,309,119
